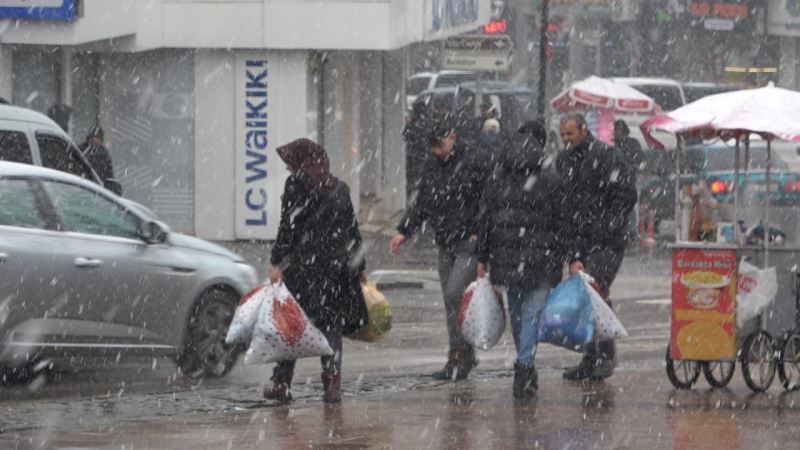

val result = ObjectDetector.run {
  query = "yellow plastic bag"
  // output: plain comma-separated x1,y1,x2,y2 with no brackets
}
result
348,284,393,342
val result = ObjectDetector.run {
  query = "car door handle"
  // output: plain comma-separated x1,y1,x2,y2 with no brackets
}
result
74,257,103,268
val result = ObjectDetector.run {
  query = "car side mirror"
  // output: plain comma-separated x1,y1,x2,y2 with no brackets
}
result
140,220,169,245
104,178,123,196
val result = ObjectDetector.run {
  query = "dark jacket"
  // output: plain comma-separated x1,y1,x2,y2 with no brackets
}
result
556,133,637,261
271,143,367,335
614,135,646,182
397,140,489,250
402,111,433,196
478,134,567,290
81,143,114,181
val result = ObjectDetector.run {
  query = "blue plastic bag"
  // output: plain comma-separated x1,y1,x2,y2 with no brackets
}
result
537,275,595,352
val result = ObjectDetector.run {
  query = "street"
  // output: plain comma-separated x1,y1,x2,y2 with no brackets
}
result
3,235,799,449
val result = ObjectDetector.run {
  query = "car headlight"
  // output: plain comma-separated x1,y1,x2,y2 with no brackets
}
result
236,262,259,287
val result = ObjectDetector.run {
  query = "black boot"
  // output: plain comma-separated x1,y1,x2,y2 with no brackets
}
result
563,342,597,381
432,349,459,380
590,339,617,380
263,374,293,404
513,363,538,399
454,344,478,380
321,372,342,404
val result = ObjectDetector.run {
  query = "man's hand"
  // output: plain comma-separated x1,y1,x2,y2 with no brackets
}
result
469,234,478,242
389,234,407,255
476,262,488,279
569,260,584,275
268,264,284,284
357,271,368,284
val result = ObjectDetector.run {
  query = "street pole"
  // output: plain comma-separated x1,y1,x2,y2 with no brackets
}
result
537,0,549,117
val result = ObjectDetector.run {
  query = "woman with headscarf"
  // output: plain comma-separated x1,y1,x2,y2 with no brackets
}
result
476,120,567,399
264,138,368,404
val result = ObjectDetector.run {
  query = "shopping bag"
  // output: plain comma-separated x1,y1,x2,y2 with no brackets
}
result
458,276,506,351
537,274,595,351
225,284,271,345
348,283,393,342
244,282,334,365
737,260,778,327
578,272,628,340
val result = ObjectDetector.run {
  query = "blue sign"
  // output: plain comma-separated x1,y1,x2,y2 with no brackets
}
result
0,1,78,21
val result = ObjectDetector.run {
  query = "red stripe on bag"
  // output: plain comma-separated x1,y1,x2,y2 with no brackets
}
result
457,289,474,328
273,297,306,346
239,285,264,306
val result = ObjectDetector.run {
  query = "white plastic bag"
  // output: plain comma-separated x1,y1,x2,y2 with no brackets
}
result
737,260,778,327
225,284,271,345
244,282,334,365
578,272,628,340
458,276,506,350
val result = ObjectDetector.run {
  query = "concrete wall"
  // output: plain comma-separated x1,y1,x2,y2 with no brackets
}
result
0,46,12,103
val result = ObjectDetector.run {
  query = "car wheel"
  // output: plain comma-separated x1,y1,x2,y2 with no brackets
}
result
177,288,241,378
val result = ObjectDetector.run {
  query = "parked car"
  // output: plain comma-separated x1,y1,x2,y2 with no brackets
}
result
612,77,687,112
681,82,744,103
641,139,800,228
406,70,478,110
0,104,122,195
412,81,535,135
0,162,258,380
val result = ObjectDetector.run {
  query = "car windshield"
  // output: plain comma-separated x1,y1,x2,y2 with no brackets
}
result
631,85,684,111
702,146,790,171
407,77,431,96
436,73,475,88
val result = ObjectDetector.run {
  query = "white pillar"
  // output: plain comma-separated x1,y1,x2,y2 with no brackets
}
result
0,45,11,103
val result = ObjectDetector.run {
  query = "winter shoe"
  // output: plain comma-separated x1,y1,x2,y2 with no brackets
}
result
432,350,459,380
455,345,479,380
562,355,595,381
321,372,342,404
432,346,479,381
263,376,293,404
590,340,617,380
513,363,538,399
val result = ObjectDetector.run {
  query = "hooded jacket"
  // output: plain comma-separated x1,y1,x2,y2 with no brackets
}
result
556,133,637,261
397,139,489,251
271,139,367,334
478,134,567,290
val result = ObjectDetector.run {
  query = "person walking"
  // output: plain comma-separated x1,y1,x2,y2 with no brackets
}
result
613,120,646,248
390,121,489,381
403,101,432,202
265,138,368,404
556,113,637,381
80,126,115,183
477,121,567,398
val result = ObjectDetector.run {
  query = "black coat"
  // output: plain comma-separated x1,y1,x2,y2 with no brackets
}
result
556,134,638,260
270,173,368,334
397,140,489,250
478,135,567,290
81,143,114,181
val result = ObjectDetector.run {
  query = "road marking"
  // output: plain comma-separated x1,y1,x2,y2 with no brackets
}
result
636,298,672,305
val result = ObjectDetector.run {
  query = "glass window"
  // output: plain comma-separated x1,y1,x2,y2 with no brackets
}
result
632,85,685,111
0,178,47,228
436,73,475,88
36,134,94,181
407,77,431,96
43,180,139,239
0,130,33,164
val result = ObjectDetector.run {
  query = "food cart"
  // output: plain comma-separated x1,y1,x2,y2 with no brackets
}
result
641,84,800,392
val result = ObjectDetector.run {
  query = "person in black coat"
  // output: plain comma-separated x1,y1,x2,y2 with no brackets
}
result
557,113,637,381
477,121,567,398
403,101,432,202
80,126,115,183
265,138,368,404
390,121,489,381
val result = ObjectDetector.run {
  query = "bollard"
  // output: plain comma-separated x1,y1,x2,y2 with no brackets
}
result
642,209,657,248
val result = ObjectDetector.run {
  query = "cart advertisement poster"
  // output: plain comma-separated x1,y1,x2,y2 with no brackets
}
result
671,248,737,360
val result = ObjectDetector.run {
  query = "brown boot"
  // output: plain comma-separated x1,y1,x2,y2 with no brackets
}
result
263,375,292,404
454,344,478,380
432,350,459,381
321,372,341,404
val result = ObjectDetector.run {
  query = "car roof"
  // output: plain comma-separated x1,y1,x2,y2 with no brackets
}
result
410,70,474,78
0,104,63,129
419,81,533,96
612,77,683,87
0,160,101,189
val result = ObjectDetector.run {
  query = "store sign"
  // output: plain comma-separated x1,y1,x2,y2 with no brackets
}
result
425,0,487,40
442,34,511,71
767,0,800,36
688,1,754,32
670,248,738,360
0,0,77,20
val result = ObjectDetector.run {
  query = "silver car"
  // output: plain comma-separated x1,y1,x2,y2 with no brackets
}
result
0,162,258,380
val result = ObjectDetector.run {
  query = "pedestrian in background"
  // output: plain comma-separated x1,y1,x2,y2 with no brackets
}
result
265,138,368,404
613,119,646,249
390,121,489,381
477,120,567,398
80,126,115,183
557,113,637,381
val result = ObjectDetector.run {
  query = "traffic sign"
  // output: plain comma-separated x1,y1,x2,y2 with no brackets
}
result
442,34,511,72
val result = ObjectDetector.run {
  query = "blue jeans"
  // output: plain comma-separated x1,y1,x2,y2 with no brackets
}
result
506,286,550,368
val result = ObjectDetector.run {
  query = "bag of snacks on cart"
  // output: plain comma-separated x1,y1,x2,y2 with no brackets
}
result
737,260,778,327
244,282,333,365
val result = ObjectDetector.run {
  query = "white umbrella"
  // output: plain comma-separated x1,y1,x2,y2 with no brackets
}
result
550,76,659,114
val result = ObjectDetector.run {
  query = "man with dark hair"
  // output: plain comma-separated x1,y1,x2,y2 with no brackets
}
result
557,113,637,381
80,126,115,183
390,121,489,381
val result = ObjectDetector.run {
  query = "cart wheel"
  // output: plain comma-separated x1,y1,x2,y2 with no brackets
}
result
740,330,777,393
702,360,735,388
778,330,800,391
665,346,700,390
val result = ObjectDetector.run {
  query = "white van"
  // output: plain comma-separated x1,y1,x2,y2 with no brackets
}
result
406,70,478,110
0,104,122,194
610,77,689,151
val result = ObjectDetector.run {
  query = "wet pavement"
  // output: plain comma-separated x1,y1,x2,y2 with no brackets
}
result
3,235,800,448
